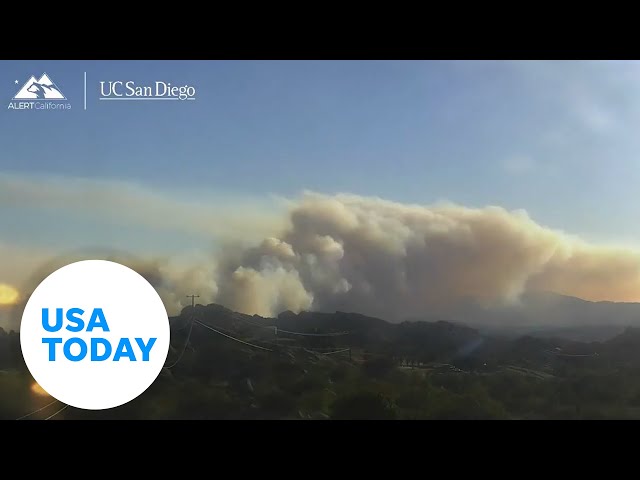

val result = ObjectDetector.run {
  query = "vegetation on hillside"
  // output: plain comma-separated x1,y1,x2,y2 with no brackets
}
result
3,305,640,420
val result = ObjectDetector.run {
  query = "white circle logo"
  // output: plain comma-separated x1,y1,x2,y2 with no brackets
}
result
20,260,170,410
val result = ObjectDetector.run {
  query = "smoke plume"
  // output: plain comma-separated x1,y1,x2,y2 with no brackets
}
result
6,192,640,327
214,193,640,320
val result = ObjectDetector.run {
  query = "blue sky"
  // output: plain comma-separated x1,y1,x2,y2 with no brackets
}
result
2,60,640,267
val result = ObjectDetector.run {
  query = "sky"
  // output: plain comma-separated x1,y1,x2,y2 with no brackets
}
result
3,60,640,320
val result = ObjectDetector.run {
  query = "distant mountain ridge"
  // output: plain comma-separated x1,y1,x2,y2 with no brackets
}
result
426,291,640,341
170,303,491,369
174,290,640,345
168,301,640,372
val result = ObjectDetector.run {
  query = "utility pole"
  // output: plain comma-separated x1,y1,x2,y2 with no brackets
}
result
186,294,200,308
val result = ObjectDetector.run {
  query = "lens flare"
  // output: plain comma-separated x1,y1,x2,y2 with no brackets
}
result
0,283,19,305
31,382,50,397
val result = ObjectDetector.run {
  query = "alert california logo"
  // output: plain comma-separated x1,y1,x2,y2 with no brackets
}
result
8,73,72,110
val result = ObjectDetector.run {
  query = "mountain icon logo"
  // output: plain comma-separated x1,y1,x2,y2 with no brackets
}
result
13,73,66,100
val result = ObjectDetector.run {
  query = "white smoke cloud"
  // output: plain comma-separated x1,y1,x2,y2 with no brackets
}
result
213,192,640,320
6,189,640,327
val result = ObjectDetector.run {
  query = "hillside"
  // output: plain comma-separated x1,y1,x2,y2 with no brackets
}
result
5,303,640,419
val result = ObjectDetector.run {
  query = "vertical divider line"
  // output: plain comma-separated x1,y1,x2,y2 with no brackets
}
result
84,72,86,110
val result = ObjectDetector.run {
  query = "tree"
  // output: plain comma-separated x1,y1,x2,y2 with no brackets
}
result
363,356,397,378
331,392,397,419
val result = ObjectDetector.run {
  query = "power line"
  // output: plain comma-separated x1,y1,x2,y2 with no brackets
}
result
194,319,270,345
45,404,68,420
303,347,352,356
16,399,59,420
164,316,196,369
230,313,271,329
230,313,349,337
168,301,354,364
195,320,273,352
322,348,351,356
544,350,598,357
172,320,192,331
277,328,349,337
262,340,350,354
